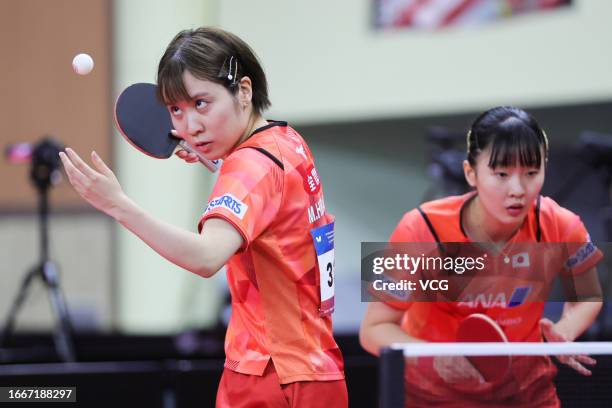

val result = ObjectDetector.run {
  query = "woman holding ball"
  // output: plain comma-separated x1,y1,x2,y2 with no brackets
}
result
60,27,347,407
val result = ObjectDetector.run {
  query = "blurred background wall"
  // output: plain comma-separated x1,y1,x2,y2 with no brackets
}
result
219,0,611,122
0,0,115,332
1,0,611,335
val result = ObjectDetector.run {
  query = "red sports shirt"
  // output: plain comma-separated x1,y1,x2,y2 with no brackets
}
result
198,122,344,384
387,192,602,407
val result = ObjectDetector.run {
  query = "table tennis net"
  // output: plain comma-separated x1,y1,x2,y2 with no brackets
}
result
378,342,612,408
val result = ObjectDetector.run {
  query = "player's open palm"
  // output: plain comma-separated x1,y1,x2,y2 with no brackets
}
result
59,148,127,218
540,318,596,376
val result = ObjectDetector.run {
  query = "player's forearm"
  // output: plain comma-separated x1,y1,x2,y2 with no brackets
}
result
110,195,222,277
555,301,603,341
359,323,423,357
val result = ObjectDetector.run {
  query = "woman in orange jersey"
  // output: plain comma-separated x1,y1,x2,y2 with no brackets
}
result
60,27,347,407
360,106,603,407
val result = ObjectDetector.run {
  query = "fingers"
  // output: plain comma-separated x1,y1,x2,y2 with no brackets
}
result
175,149,199,163
59,151,88,189
539,318,554,328
539,318,567,342
566,357,593,376
171,131,198,163
539,318,555,336
60,149,114,199
65,147,99,180
558,354,596,376
461,357,485,384
91,151,115,178
574,354,597,366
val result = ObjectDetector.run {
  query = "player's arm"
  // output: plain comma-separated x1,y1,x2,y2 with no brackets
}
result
540,267,602,376
359,302,422,356
115,201,242,277
553,266,603,341
554,300,603,341
59,148,242,278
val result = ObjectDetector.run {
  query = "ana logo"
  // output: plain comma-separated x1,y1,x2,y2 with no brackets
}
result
204,193,248,220
458,286,532,308
512,252,530,268
507,286,531,308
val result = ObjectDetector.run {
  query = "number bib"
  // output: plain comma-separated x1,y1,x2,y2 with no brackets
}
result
310,221,335,316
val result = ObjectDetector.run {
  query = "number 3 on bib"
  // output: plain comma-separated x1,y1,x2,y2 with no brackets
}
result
310,221,335,316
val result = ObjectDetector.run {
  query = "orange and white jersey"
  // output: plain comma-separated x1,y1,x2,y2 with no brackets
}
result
199,122,344,384
387,192,602,341
386,193,602,406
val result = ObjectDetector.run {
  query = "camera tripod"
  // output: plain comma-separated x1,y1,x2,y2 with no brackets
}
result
0,138,75,362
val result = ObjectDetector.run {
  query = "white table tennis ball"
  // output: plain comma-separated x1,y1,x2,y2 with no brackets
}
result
72,53,94,75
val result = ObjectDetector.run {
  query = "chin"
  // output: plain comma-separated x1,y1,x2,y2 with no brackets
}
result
500,212,528,225
202,149,223,161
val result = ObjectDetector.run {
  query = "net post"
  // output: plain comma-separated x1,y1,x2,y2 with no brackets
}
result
379,346,405,408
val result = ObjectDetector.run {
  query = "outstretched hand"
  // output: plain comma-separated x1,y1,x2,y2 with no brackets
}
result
540,318,596,376
59,148,128,218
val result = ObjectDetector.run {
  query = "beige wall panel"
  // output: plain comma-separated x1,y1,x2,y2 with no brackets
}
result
0,0,112,210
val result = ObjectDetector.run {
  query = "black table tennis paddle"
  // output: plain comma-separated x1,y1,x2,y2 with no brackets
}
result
114,82,219,172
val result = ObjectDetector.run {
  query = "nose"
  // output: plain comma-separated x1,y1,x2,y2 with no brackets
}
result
508,174,525,198
185,111,204,138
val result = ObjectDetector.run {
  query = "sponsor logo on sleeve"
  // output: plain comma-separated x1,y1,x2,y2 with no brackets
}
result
299,164,321,195
566,240,597,269
204,193,248,220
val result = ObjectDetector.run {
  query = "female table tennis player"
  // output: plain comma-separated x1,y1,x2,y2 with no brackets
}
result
60,27,347,407
360,106,603,407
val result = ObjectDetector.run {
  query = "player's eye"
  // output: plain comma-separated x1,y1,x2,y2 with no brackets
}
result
169,106,182,116
195,99,208,110
527,170,539,177
495,172,508,178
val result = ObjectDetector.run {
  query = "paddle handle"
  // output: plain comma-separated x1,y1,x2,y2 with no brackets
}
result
178,140,220,172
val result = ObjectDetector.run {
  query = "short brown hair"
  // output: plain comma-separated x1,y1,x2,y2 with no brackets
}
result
157,27,271,115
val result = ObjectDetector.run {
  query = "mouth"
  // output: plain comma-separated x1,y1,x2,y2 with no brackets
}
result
193,141,212,151
506,204,525,216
